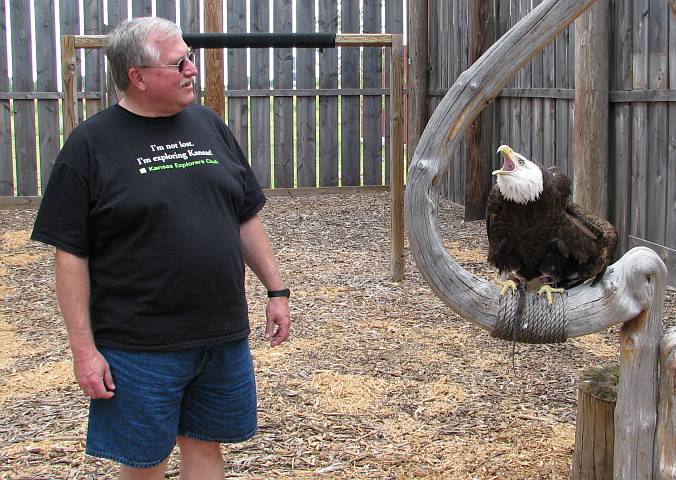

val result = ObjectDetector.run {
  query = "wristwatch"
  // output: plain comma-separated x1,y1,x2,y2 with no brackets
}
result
267,288,291,298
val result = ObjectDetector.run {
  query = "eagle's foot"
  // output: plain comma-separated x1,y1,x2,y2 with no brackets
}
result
494,278,519,297
536,284,565,304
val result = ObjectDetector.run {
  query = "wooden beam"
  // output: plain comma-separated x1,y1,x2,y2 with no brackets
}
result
407,0,428,164
390,35,405,282
204,0,224,118
61,35,78,140
464,0,496,221
573,1,609,217
656,327,676,479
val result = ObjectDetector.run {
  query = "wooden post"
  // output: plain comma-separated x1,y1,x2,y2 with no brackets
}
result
571,365,618,480
407,0,428,163
204,0,224,117
614,261,666,479
656,327,676,479
464,0,495,221
572,1,609,217
61,35,78,140
390,35,405,282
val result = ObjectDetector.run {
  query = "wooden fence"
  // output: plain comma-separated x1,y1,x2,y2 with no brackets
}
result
0,0,405,198
424,0,675,287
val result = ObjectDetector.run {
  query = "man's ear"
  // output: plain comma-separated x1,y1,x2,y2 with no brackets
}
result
127,68,146,90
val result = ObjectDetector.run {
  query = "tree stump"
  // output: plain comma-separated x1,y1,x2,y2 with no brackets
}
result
571,365,619,480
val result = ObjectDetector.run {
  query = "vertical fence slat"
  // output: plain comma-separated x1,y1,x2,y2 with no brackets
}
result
0,0,13,195
362,0,382,186
555,26,570,174
509,0,520,156
383,0,403,185
645,0,668,245
105,0,128,106
60,0,83,121
610,0,632,256
180,0,201,105
132,1,152,17
519,0,532,159
542,2,556,169
340,0,360,186
496,0,511,153
226,0,248,153
631,0,649,241
157,0,176,22
530,0,544,164
296,1,316,187
273,0,293,188
35,0,60,192
249,0,271,187
83,0,103,119
318,0,338,187
11,0,37,196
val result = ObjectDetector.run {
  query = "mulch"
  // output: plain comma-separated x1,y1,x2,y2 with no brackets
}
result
1,191,674,479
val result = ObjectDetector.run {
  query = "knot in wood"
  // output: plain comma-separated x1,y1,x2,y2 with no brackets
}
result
492,289,568,344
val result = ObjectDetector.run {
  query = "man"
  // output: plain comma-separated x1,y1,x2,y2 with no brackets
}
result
31,17,290,479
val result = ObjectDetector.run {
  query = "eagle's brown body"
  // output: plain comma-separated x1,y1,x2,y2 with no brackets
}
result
486,164,617,289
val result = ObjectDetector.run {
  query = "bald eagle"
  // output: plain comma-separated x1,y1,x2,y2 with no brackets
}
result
486,145,617,303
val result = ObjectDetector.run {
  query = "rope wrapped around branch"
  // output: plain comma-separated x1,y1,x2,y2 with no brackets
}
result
492,288,568,344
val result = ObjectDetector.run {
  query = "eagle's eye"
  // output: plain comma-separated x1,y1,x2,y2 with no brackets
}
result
517,159,524,166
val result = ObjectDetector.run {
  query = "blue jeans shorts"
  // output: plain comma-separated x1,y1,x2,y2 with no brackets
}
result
85,337,257,468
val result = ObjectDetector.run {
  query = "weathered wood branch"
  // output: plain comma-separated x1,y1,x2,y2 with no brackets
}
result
656,327,676,479
404,0,667,339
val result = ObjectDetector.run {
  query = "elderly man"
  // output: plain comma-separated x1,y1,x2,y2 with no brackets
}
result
32,17,290,479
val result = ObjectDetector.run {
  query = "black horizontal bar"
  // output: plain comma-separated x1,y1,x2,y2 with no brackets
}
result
183,32,336,49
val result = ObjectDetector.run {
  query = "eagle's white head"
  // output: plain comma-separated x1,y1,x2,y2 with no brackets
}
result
493,145,543,204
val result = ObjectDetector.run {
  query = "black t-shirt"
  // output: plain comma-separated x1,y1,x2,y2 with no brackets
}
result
32,104,266,350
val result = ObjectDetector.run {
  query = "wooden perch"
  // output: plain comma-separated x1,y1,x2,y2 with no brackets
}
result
404,0,666,339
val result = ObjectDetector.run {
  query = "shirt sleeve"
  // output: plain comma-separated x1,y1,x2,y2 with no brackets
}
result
31,154,91,257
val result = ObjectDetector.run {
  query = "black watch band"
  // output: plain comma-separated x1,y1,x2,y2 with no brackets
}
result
267,288,291,298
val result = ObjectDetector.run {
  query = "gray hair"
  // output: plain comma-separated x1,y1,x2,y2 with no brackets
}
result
105,17,183,91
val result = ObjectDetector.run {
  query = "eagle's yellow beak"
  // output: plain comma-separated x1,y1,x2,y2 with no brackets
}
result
493,145,516,175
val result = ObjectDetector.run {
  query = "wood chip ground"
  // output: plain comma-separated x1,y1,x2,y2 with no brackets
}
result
1,192,674,479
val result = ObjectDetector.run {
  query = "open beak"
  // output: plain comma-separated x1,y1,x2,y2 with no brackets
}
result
493,145,516,176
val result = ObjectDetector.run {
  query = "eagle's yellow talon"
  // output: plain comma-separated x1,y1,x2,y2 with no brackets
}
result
494,279,518,296
537,284,565,304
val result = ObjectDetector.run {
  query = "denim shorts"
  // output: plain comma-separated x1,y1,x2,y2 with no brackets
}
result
85,337,257,468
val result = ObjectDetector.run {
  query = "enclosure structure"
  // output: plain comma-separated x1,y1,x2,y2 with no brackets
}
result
405,0,673,477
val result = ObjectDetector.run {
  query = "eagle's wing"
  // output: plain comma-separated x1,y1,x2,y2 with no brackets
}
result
557,201,618,287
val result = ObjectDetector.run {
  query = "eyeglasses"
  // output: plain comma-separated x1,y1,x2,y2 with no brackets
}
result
138,50,196,73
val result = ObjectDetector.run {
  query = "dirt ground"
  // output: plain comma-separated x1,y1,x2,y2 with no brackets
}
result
1,191,674,479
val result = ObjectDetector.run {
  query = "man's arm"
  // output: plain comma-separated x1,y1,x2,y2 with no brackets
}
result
239,215,290,347
55,249,115,399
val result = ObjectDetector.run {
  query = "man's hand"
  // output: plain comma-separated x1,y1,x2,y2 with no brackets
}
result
72,349,115,399
265,297,291,347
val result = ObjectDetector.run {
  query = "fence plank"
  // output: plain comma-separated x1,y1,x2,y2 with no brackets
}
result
249,0,271,187
105,0,128,106
631,0,649,241
226,0,248,154
0,0,12,195
60,0,83,121
362,0,382,186
519,0,532,159
340,0,360,186
645,0,668,245
156,0,176,22
383,0,403,185
542,2,556,168
180,0,201,106
132,0,152,17
11,1,37,196
296,1,316,187
610,0,633,255
83,0,103,120
273,0,294,188
35,0,60,192
318,0,338,187
555,26,570,174
530,0,544,164
496,0,511,157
